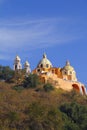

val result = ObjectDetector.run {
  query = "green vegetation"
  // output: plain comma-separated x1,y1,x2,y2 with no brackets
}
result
43,83,54,92
23,74,41,88
0,81,87,130
0,65,87,129
0,65,14,81
13,85,24,92
60,102,87,130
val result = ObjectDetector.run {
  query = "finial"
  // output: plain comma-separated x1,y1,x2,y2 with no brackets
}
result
66,60,70,66
43,53,47,58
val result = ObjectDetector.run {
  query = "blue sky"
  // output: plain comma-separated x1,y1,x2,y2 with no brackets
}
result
0,0,87,84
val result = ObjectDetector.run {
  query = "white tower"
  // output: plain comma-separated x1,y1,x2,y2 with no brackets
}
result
24,61,31,74
14,55,22,70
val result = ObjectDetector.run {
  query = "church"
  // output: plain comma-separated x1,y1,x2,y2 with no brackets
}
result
13,54,87,95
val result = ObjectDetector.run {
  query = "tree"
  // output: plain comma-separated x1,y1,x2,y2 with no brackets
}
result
23,74,41,88
60,102,87,130
0,65,14,81
43,83,54,92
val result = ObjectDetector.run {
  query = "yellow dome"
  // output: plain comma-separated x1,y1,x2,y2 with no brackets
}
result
63,65,74,71
37,53,53,68
63,61,74,71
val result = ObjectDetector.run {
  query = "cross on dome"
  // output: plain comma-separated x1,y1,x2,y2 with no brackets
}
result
43,53,47,58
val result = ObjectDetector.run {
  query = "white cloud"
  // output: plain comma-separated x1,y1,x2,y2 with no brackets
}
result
0,17,85,60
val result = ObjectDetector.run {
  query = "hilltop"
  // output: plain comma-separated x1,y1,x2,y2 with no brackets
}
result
0,65,87,129
13,54,87,95
0,79,87,130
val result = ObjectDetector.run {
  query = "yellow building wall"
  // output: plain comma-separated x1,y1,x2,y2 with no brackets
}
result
32,68,86,94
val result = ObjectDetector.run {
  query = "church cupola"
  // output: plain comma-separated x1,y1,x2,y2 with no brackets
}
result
14,55,22,70
37,53,53,69
62,60,77,81
24,61,31,74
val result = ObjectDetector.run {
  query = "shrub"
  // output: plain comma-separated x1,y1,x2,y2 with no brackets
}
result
26,102,45,121
23,74,41,88
60,102,87,130
8,111,20,122
13,85,24,92
43,83,54,92
0,65,14,81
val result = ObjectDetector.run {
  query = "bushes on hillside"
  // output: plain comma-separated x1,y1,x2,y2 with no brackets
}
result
0,81,87,130
24,102,63,130
43,83,54,92
23,74,41,88
0,65,14,81
60,102,87,130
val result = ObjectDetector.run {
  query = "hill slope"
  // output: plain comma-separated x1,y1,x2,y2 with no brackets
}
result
0,82,87,130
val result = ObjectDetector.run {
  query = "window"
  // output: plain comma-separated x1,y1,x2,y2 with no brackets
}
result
15,65,17,69
46,64,49,68
19,65,21,69
52,70,54,73
37,69,40,72
64,71,67,74
70,71,72,74
40,64,43,68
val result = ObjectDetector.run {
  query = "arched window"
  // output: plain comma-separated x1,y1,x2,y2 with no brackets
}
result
70,71,72,75
64,71,67,75
37,69,40,72
52,70,54,73
46,64,49,68
15,65,17,69
19,65,21,69
40,64,43,68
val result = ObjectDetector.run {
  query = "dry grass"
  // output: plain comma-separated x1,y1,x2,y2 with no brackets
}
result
0,81,87,129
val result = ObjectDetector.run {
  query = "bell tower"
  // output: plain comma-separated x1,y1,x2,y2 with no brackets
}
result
24,61,31,74
14,55,22,70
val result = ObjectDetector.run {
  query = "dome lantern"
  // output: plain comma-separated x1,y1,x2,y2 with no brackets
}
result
66,60,70,66
43,53,47,58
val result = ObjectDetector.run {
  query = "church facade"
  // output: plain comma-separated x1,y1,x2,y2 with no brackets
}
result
13,54,87,95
